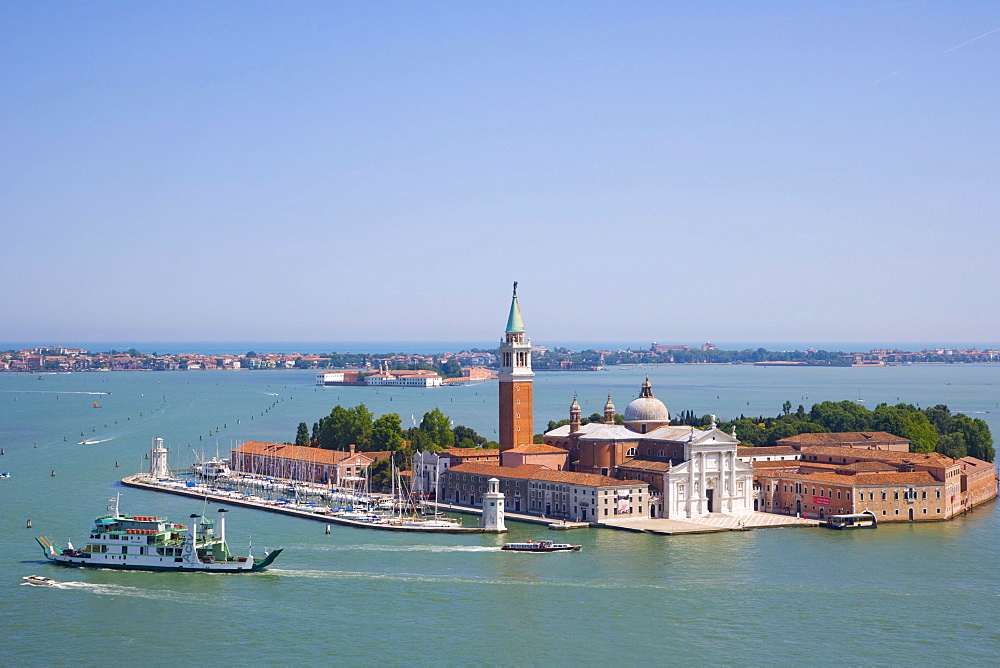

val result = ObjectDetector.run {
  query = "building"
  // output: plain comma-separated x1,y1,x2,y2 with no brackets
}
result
439,461,649,523
436,284,651,522
544,380,754,519
412,448,501,497
498,282,534,452
365,364,443,387
231,441,392,485
776,431,910,452
750,437,998,521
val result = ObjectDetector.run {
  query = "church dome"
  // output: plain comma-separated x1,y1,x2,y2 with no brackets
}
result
623,379,670,429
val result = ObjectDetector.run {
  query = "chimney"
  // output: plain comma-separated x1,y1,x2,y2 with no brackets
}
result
349,444,355,457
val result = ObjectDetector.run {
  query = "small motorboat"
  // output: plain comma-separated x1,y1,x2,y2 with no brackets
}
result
0,472,10,478
501,540,581,553
22,575,56,586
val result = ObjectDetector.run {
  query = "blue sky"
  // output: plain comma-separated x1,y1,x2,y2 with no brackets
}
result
3,2,998,346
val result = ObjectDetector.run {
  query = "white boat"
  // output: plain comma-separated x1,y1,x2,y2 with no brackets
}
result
22,575,56,586
501,540,581,553
36,494,281,573
195,458,232,478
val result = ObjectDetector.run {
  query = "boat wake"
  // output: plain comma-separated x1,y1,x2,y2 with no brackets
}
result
0,390,109,395
42,581,223,602
79,438,114,445
266,569,634,589
304,544,502,554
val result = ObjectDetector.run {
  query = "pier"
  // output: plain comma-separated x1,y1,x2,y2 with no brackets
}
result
121,474,486,533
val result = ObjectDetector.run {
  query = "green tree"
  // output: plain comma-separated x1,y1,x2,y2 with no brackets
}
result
295,422,310,446
949,414,995,462
419,408,454,449
453,425,486,448
936,431,968,459
372,413,405,451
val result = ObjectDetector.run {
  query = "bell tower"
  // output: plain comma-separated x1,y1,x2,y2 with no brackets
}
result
498,282,534,453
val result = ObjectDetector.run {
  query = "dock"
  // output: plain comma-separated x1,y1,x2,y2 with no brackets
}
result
120,475,485,533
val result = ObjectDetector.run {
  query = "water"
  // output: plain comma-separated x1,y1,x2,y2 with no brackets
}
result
2,365,999,664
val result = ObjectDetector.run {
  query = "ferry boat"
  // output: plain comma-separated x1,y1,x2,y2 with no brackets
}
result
501,540,581,553
36,495,281,572
824,510,877,529
22,575,56,586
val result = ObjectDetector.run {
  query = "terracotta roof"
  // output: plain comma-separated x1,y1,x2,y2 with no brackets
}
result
442,448,500,458
798,446,954,464
737,445,799,456
233,441,391,465
618,459,672,472
444,462,642,488
778,431,908,446
751,461,803,470
960,457,996,476
836,461,897,473
504,444,568,454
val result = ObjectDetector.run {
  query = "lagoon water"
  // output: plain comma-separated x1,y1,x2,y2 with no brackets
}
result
2,364,999,664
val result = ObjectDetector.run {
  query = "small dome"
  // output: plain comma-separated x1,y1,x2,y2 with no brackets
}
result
570,394,581,412
604,394,615,412
623,379,670,428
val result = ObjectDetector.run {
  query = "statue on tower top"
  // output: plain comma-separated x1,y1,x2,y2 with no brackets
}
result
513,281,517,297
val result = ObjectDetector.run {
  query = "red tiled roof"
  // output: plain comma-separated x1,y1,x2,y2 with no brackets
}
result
778,431,908,445
798,446,957,467
504,444,568,454
233,441,391,466
960,457,996,476
442,448,500,458
618,459,672,472
737,445,799,456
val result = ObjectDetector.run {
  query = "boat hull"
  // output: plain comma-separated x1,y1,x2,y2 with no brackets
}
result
38,538,281,573
501,544,581,552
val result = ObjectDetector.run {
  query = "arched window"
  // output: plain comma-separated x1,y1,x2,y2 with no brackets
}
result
626,447,636,457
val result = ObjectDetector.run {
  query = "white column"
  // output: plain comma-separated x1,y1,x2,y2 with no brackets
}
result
729,451,737,512
688,458,695,518
699,452,707,515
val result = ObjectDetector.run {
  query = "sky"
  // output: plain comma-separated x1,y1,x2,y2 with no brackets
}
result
3,1,998,347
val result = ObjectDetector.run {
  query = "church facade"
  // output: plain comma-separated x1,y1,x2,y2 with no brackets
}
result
544,380,754,520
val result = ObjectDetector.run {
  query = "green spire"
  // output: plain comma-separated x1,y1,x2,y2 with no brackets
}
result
506,281,524,333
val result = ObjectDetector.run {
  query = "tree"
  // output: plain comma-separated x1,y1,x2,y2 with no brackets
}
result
372,413,405,451
949,414,995,462
782,400,792,416
295,422,310,447
317,404,374,450
453,425,486,448
419,408,454,449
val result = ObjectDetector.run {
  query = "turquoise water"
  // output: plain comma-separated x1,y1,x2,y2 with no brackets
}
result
2,366,998,664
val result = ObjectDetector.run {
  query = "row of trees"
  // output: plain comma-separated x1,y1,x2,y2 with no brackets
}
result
293,404,496,461
671,400,994,462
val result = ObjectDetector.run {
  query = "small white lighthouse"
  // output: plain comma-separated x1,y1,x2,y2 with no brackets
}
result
481,477,507,533
150,437,170,478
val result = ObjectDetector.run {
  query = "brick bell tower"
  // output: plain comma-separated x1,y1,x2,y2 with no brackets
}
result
498,281,534,453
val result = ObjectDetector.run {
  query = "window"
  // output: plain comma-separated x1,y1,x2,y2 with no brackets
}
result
881,491,887,501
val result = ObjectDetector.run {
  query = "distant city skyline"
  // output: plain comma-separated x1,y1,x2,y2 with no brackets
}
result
3,2,998,343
